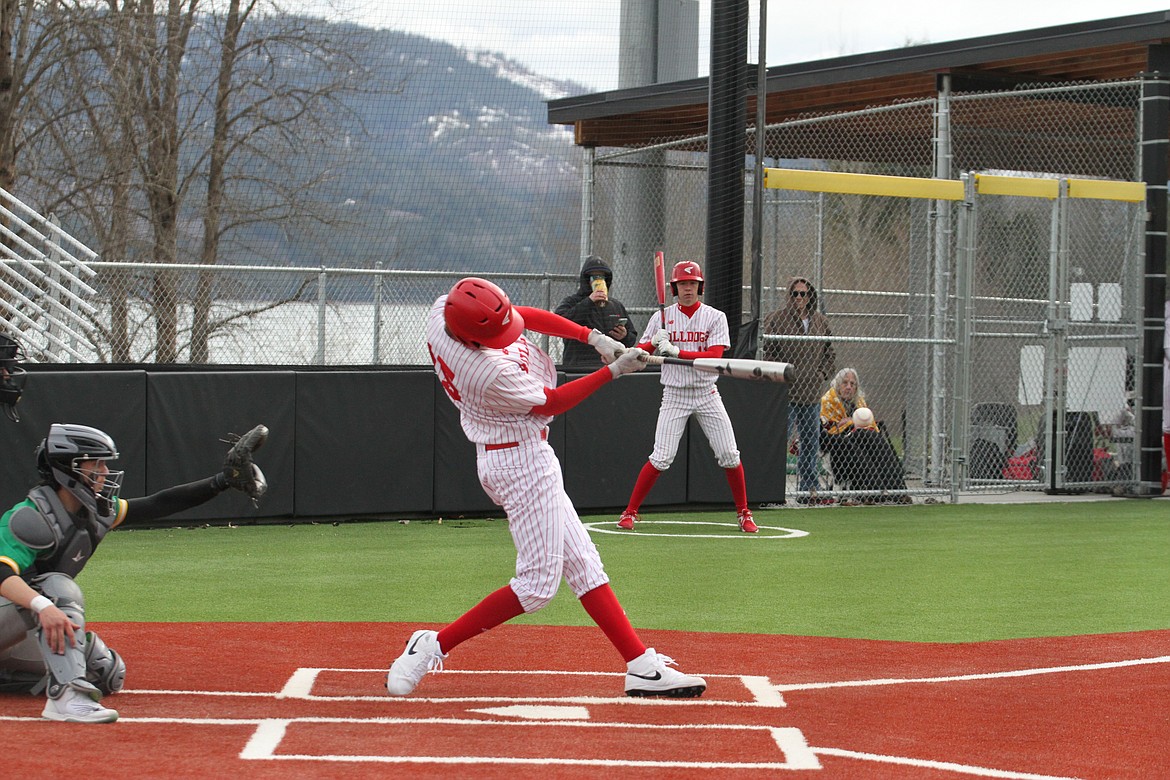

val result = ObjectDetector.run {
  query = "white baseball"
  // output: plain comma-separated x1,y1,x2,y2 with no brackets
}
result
852,407,875,429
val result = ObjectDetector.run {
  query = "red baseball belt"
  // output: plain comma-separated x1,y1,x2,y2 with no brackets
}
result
484,429,548,451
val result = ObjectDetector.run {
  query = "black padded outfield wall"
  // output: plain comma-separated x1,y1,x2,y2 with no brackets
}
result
686,377,789,505
431,388,505,515
296,371,435,517
0,368,786,524
145,372,296,521
561,369,689,509
0,371,149,505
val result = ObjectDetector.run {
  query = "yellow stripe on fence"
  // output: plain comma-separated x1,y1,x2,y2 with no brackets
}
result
1067,178,1146,202
765,168,1146,203
763,168,964,200
974,174,1059,199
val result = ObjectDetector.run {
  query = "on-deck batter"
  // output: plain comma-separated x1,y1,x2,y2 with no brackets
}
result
386,277,706,699
617,261,758,533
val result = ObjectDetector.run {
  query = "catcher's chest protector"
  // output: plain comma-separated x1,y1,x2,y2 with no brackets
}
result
24,486,115,579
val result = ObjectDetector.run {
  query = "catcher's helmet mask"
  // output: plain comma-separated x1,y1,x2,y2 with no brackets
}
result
444,277,525,349
0,333,27,422
670,261,704,295
36,423,124,516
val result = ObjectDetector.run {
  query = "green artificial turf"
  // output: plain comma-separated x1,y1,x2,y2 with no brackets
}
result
82,501,1169,642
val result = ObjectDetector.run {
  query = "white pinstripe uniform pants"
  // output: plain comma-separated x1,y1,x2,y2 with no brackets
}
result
477,437,609,613
649,386,741,471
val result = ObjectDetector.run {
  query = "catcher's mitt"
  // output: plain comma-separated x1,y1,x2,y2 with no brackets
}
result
218,424,269,504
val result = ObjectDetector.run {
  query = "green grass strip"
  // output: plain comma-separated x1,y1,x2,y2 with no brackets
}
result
84,501,1169,642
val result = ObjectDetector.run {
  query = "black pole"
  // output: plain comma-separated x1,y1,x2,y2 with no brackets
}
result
707,0,748,351
736,0,766,359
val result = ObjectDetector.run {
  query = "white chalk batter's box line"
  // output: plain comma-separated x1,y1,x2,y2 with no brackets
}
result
232,717,1088,778
111,671,784,708
6,659,1158,778
0,710,1088,778
148,656,1163,779
275,668,789,707
238,718,824,771
118,653,1170,708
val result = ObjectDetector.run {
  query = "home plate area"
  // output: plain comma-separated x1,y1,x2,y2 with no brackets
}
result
1,623,1166,779
239,666,812,771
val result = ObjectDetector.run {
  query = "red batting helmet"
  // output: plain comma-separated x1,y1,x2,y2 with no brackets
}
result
444,277,526,349
670,260,704,295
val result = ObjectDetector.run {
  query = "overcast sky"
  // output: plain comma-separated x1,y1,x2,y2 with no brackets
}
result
310,1,1170,91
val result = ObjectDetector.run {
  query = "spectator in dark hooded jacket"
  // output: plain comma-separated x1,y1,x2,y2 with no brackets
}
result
761,276,836,503
555,256,638,369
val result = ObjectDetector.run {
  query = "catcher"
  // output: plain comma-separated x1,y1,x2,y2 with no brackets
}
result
0,421,267,723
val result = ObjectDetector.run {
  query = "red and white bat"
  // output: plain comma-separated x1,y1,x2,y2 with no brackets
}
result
639,354,795,383
653,250,667,325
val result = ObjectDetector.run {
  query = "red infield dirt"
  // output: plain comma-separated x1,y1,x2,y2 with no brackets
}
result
1,622,1166,779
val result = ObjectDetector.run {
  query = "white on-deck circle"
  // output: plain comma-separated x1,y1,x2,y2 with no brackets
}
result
584,520,808,539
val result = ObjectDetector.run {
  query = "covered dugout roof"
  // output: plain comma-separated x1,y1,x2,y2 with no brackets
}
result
547,10,1170,149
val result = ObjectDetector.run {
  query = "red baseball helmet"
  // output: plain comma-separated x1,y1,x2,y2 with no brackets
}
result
444,277,526,349
670,261,704,294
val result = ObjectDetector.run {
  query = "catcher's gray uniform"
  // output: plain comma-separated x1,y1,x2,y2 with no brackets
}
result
0,422,267,718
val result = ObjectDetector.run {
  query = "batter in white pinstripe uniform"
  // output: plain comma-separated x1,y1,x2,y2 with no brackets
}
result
386,277,706,699
617,261,758,533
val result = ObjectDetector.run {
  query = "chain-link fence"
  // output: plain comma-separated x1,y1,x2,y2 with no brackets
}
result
0,75,1152,502
589,79,1147,501
4,254,576,366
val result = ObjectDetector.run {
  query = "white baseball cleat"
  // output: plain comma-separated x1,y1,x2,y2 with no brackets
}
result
386,629,447,696
624,648,706,698
42,681,119,723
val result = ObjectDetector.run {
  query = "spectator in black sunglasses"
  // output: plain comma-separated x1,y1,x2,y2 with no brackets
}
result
761,277,836,504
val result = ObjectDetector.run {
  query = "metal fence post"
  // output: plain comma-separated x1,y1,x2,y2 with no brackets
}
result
948,174,976,501
372,261,383,365
540,274,552,354
1042,183,1070,491
45,215,65,362
580,147,594,262
929,76,953,487
316,266,327,365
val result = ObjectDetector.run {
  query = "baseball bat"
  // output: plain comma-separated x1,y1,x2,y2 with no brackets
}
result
640,354,795,383
653,250,667,326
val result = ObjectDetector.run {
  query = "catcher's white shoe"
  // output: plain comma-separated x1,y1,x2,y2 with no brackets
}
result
42,682,118,723
624,648,706,698
387,629,447,696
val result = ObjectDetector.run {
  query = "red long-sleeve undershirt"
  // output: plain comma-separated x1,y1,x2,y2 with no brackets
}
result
516,306,615,416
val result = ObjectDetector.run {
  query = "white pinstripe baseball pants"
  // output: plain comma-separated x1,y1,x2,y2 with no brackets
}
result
649,386,742,470
477,438,609,613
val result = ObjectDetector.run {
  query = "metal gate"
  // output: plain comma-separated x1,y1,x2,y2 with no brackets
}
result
754,169,1145,502
952,176,1145,497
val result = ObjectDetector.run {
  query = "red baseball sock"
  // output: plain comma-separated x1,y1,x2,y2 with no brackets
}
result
579,584,645,663
1162,433,1170,492
437,585,525,653
624,462,661,513
724,463,748,512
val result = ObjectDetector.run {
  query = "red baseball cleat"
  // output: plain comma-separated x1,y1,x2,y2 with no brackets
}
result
737,508,758,533
617,510,637,530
